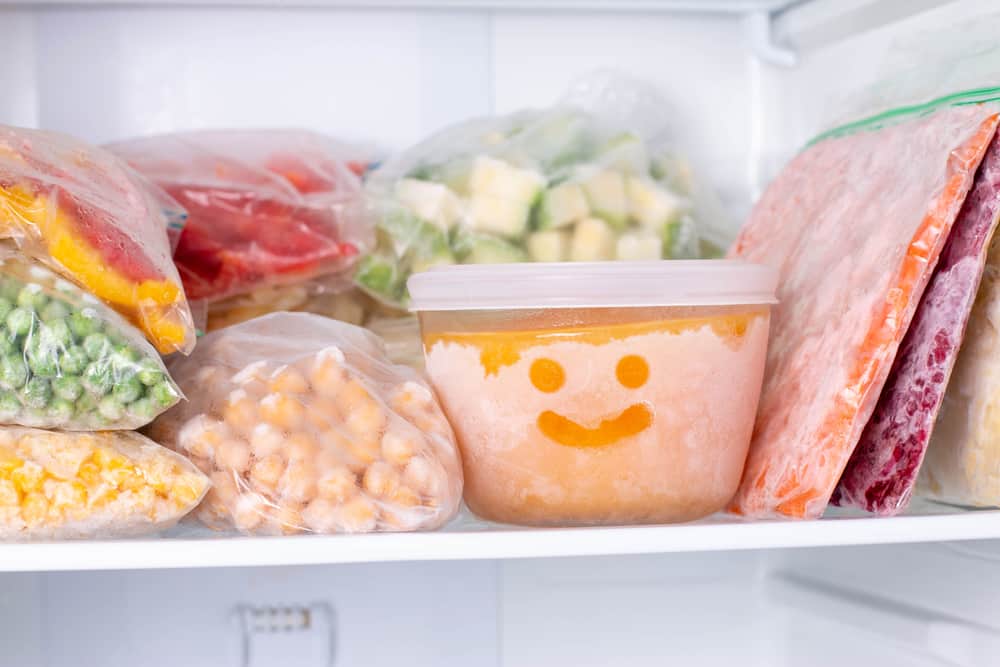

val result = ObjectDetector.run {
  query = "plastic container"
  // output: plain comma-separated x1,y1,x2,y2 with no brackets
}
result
408,261,777,526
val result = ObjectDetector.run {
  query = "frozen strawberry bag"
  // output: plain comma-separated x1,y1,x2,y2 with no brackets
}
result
107,130,374,304
729,96,1000,519
0,125,195,355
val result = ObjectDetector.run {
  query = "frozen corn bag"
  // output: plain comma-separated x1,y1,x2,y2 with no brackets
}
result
107,129,374,304
146,312,461,535
0,252,181,430
0,427,208,540
729,94,1000,519
358,74,723,307
834,132,1000,515
0,125,195,354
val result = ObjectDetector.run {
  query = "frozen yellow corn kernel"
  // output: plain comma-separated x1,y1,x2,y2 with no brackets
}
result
118,470,147,494
0,449,23,477
0,478,19,506
77,461,100,486
317,466,357,503
259,393,305,431
170,475,207,508
269,365,309,394
12,462,44,495
93,447,128,471
363,462,400,499
21,492,48,527
250,454,285,492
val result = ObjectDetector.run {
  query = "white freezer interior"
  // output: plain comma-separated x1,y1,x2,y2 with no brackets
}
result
3,0,1000,665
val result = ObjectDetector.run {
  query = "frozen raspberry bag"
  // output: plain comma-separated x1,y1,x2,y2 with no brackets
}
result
145,312,462,535
107,129,375,304
0,427,208,540
0,252,181,430
0,125,195,355
357,73,726,308
730,90,1000,519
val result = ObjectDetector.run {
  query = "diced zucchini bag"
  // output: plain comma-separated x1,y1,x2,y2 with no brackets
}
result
0,253,181,430
357,74,727,307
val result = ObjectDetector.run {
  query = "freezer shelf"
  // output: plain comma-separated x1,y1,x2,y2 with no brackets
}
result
1,501,999,572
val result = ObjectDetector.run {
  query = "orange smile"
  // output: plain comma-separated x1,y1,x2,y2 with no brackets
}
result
537,404,653,448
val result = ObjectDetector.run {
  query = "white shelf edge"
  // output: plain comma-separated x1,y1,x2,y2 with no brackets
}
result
2,510,1000,572
0,0,796,11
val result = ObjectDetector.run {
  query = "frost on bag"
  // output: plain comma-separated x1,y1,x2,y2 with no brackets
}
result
146,313,461,535
0,427,208,540
0,253,181,430
107,129,375,304
357,74,725,307
729,96,1000,519
0,125,195,355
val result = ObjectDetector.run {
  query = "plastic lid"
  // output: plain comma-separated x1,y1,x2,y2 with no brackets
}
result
407,260,779,311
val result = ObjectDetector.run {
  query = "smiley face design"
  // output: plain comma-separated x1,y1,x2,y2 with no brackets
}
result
530,354,653,448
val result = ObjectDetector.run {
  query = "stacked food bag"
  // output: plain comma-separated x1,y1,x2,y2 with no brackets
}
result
356,74,729,308
0,125,209,538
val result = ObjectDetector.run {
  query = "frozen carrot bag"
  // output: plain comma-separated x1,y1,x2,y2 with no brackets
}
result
146,312,462,535
730,90,1000,519
0,125,195,355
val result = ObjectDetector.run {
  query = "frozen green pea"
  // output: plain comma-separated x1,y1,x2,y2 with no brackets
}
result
40,300,70,322
26,346,58,378
68,310,102,339
127,397,157,422
75,391,98,414
20,377,51,409
136,359,164,387
5,308,34,337
82,362,113,396
85,411,109,429
59,346,88,375
0,279,19,303
0,298,13,323
82,333,111,361
52,376,83,402
149,381,179,408
97,395,123,422
47,398,74,423
0,357,28,391
0,331,16,357
0,392,20,421
41,319,74,348
113,375,143,404
16,285,47,312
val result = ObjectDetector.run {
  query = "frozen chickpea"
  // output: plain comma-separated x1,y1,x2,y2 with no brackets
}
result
363,461,400,499
333,495,377,533
208,470,240,507
279,460,317,503
345,437,380,470
314,445,347,473
269,365,310,394
215,438,251,474
389,485,421,509
233,494,266,532
231,360,272,386
336,379,375,413
269,503,305,535
381,427,418,467
317,466,357,503
250,454,285,492
306,396,341,431
249,423,284,458
178,416,230,460
390,381,435,415
223,389,258,431
302,498,339,533
402,457,437,496
345,402,387,440
310,348,348,398
259,393,305,431
285,431,319,462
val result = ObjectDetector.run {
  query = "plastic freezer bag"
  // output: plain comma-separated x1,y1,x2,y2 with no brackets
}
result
0,253,181,430
729,96,1000,519
357,74,725,307
146,312,461,535
0,427,208,540
107,129,374,304
833,131,1000,515
0,125,195,354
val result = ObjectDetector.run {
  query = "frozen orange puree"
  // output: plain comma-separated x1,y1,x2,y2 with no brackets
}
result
421,308,770,526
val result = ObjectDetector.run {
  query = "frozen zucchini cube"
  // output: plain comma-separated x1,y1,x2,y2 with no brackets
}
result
616,231,662,261
526,230,571,262
598,133,649,174
579,168,628,229
394,178,464,231
467,156,545,239
462,234,528,265
627,176,685,230
570,218,616,262
535,182,589,230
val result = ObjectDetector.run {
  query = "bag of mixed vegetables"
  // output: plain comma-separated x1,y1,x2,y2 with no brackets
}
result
0,251,181,430
0,125,195,355
106,129,375,305
357,74,727,307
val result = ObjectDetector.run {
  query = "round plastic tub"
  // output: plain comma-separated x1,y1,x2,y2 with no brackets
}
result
408,261,777,526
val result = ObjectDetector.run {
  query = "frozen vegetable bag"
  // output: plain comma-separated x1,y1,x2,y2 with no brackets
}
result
0,252,181,429
0,125,195,354
358,74,726,307
729,90,1000,519
147,313,461,535
833,131,1000,515
107,129,374,304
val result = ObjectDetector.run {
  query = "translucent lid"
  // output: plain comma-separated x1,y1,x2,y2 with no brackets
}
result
407,260,779,311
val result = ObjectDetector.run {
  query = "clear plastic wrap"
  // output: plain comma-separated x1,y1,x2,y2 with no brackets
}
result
357,74,725,307
0,252,181,430
146,312,462,535
106,129,375,304
730,96,1000,519
0,125,195,355
0,427,208,540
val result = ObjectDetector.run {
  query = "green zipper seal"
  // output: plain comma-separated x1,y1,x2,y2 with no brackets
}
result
808,87,1000,146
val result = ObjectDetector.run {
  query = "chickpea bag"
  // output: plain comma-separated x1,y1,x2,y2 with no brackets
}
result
0,252,181,430
147,312,462,535
0,125,195,354
0,427,208,540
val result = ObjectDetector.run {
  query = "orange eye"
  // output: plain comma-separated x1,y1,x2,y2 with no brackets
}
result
616,355,649,389
530,358,565,393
